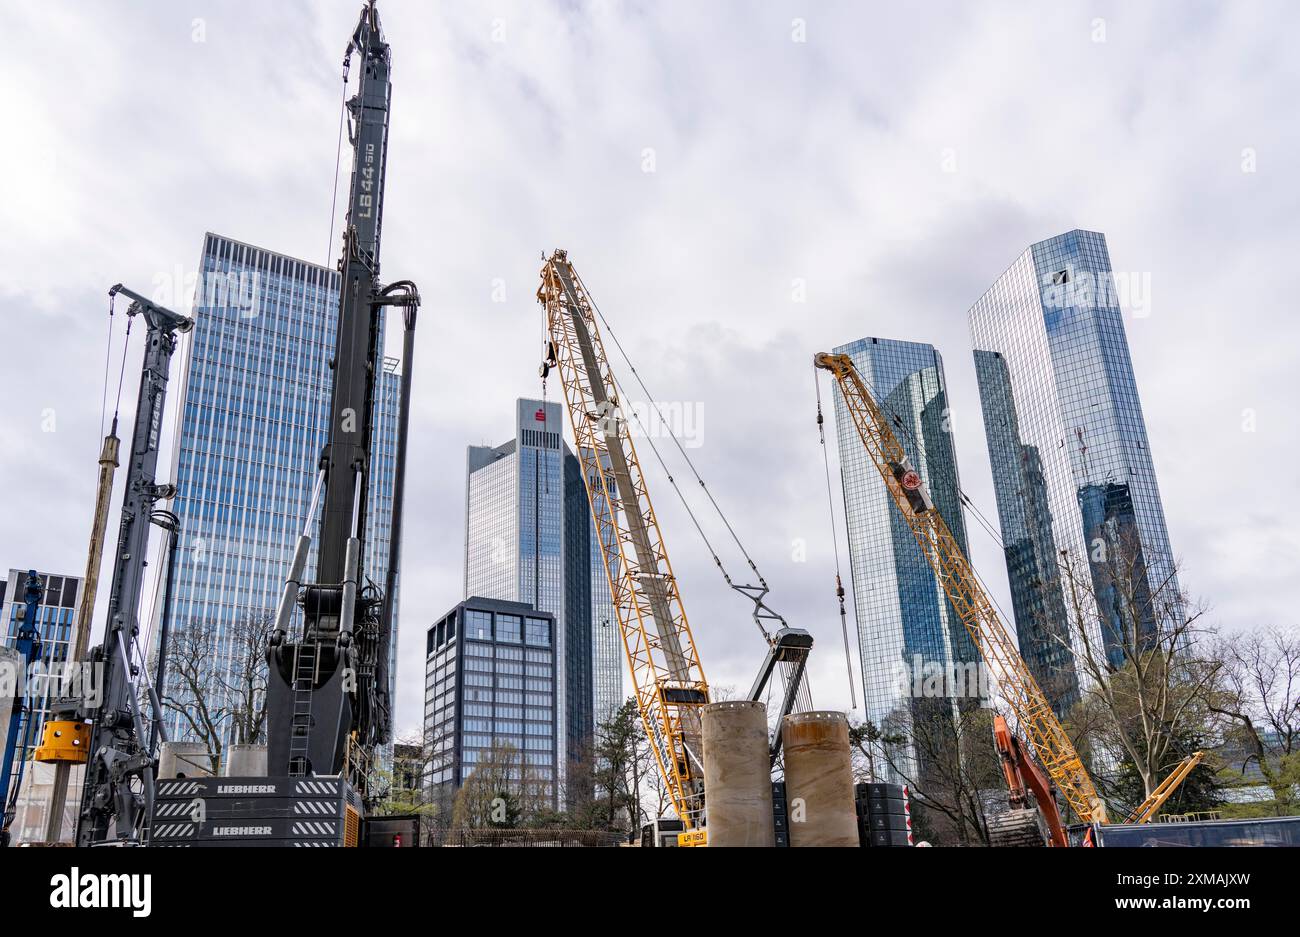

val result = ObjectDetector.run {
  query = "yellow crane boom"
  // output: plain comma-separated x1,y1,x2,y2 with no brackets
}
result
1125,751,1205,824
814,352,1108,823
538,250,710,828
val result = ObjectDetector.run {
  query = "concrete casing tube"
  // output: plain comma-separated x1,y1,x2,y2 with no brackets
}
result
224,743,269,777
781,711,858,847
701,700,774,846
158,741,214,779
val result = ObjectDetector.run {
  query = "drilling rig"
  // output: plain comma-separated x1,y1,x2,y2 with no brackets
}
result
262,0,419,792
55,286,193,846
145,0,419,847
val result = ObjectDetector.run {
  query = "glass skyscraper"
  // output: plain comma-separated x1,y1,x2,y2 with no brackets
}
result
830,337,980,784
463,398,618,798
970,229,1181,715
574,449,621,728
162,233,401,756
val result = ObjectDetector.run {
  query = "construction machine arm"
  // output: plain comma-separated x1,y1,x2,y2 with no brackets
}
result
76,287,192,845
1125,751,1205,824
814,352,1108,824
1,573,43,846
265,1,416,789
538,250,710,828
992,713,1068,847
746,627,813,763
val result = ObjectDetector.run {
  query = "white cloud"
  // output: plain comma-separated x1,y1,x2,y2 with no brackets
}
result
1,0,1295,740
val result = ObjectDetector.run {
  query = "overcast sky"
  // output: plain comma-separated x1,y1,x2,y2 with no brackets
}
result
2,0,1296,739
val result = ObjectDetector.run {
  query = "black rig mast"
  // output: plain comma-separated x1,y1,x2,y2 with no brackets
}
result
266,0,419,795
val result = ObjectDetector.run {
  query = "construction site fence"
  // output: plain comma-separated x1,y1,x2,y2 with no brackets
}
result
427,828,626,848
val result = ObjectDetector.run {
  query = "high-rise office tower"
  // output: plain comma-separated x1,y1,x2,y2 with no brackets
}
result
970,229,1181,715
829,338,980,784
464,398,619,796
424,597,560,811
161,233,401,756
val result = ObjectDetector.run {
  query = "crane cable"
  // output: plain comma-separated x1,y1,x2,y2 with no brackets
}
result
109,297,134,434
326,51,351,268
99,293,116,439
814,370,858,709
574,266,788,643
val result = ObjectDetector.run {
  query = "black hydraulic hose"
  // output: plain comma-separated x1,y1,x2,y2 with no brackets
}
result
149,512,181,757
378,286,418,743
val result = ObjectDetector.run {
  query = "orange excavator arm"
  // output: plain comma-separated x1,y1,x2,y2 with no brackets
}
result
992,714,1068,847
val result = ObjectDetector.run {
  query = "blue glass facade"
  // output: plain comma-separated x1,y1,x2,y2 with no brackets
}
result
579,448,621,727
162,233,401,752
970,229,1181,715
463,398,616,799
830,338,980,784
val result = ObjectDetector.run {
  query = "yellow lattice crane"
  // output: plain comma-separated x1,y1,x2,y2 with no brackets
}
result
1125,750,1205,824
538,250,710,830
814,352,1202,843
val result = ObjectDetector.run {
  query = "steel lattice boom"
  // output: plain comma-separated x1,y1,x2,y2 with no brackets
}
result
538,250,709,828
815,352,1107,824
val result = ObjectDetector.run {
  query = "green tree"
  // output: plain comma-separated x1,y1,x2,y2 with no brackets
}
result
584,697,648,835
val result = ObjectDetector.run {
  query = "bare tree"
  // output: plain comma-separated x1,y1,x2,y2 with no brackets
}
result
1056,532,1221,803
158,612,271,774
848,718,909,784
876,702,1004,846
1209,626,1300,815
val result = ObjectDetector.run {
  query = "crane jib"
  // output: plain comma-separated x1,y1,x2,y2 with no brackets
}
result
538,250,709,828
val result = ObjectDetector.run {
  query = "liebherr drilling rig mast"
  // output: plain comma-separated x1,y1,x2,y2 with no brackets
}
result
73,287,192,845
815,352,1202,844
538,251,711,829
265,0,419,795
